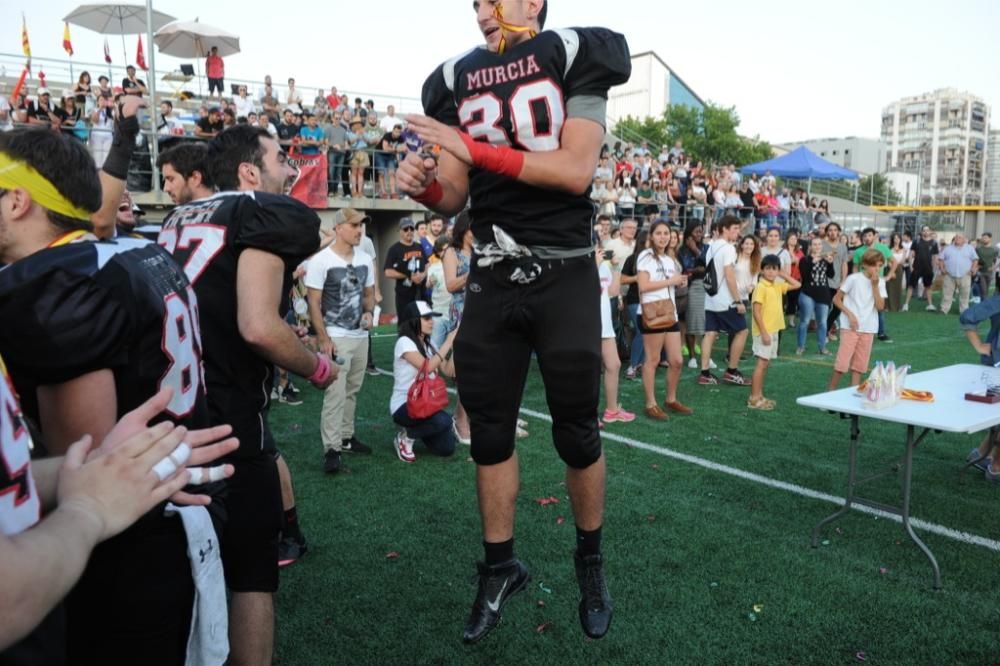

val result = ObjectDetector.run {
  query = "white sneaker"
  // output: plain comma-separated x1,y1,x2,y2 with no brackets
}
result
972,296,982,304
516,418,528,429
901,303,909,312
687,358,698,369
925,304,936,312
709,359,718,369
394,431,416,462
515,426,529,439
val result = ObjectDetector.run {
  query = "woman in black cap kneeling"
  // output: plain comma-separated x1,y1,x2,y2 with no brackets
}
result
390,301,458,462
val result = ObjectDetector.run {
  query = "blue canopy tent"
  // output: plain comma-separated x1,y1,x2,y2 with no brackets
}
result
740,145,859,202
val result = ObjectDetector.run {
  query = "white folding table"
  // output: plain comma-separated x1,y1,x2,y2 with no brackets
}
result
797,363,1000,589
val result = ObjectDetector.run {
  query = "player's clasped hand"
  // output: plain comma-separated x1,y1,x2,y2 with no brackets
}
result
57,422,196,543
397,151,439,198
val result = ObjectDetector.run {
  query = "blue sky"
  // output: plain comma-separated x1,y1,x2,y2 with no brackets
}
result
2,0,997,144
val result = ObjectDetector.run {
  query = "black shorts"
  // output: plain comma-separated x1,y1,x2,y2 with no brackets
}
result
208,77,224,94
215,450,283,593
455,255,602,469
913,267,934,288
705,307,749,334
67,510,194,665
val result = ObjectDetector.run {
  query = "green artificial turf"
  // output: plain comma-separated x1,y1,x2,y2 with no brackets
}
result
270,305,999,665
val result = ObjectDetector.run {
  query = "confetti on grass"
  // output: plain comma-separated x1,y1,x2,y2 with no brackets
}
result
536,622,553,633
385,551,400,559
538,582,552,594
556,516,565,525
535,496,560,506
855,651,867,661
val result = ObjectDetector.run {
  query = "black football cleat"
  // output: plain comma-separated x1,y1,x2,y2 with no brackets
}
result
574,552,613,639
462,558,530,644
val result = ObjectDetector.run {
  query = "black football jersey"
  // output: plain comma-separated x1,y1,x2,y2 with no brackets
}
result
422,27,631,249
158,191,321,457
0,239,209,434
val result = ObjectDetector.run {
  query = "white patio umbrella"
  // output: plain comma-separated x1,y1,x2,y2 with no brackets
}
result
154,20,241,58
154,20,241,96
64,3,176,62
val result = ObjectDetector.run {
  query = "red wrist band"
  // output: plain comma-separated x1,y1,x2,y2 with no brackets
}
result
457,131,525,180
412,179,444,207
307,353,333,386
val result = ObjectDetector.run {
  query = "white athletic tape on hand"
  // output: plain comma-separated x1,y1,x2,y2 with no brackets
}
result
152,443,192,482
188,465,228,484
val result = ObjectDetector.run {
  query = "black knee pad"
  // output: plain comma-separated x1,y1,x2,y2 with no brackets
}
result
553,422,602,469
470,428,517,466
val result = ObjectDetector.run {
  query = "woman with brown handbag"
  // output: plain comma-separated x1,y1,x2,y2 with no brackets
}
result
637,220,693,420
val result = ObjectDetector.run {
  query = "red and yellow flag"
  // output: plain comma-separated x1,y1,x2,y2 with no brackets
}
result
63,22,74,57
21,14,31,72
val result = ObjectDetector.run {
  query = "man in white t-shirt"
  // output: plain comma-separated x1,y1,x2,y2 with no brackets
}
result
700,216,751,385
305,208,376,474
604,217,637,268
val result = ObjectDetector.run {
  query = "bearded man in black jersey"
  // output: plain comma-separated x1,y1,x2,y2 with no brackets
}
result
398,0,630,644
158,124,335,666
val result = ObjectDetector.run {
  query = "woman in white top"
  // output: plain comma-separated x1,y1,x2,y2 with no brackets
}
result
89,95,115,168
637,220,691,421
390,301,457,463
425,237,453,349
597,243,634,425
735,235,761,305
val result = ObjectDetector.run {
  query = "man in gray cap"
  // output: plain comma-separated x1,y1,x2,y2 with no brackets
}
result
305,208,377,473
383,217,427,316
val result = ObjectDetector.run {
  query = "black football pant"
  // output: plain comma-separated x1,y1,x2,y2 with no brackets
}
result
455,254,602,469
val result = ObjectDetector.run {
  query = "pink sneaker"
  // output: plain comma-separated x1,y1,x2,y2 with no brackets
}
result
394,431,416,463
603,408,636,423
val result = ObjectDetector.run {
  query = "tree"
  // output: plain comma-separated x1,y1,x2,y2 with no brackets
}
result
613,102,772,166
857,173,901,206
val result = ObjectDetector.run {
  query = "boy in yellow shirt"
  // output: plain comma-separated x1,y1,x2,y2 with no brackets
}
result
749,255,801,409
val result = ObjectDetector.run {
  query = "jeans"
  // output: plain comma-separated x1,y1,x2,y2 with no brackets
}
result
391,405,455,456
328,150,346,193
431,316,451,350
796,292,829,351
627,303,645,369
877,310,886,337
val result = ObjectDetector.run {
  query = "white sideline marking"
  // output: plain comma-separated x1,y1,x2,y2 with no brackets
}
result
375,364,998,553
516,406,1000,554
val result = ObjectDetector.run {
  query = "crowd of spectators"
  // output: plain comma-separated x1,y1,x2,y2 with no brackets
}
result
0,69,410,199
592,139,833,235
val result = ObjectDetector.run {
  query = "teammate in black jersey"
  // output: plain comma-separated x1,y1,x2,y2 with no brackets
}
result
0,368,225,666
0,112,236,663
159,124,335,666
398,0,630,644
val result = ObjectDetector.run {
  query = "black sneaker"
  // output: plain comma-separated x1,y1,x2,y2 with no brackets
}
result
341,436,372,455
877,334,893,343
285,381,301,397
279,386,303,405
323,450,341,474
366,365,380,376
462,558,530,644
574,552,613,639
278,535,307,568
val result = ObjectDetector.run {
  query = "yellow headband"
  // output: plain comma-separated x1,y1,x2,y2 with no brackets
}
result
0,152,93,221
493,3,537,54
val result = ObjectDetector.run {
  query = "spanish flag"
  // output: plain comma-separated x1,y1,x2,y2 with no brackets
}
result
63,22,74,57
21,14,31,71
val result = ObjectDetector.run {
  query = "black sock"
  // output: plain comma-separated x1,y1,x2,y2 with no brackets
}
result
283,507,303,542
701,369,712,377
483,538,514,566
727,367,739,375
576,525,602,557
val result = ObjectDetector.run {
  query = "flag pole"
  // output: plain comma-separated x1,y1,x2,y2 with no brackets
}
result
146,0,161,195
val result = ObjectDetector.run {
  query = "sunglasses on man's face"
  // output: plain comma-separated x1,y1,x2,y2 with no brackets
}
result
402,227,414,232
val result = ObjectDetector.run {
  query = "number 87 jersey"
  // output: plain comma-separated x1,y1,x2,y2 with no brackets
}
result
422,27,631,250
0,238,209,431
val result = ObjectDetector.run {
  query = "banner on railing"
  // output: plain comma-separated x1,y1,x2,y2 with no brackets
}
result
288,151,329,209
